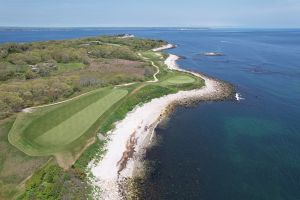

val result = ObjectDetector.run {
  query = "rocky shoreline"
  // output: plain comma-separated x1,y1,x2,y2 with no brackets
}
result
120,55,234,199
89,48,234,200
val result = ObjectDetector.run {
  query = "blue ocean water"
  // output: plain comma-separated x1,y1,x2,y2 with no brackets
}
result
1,28,300,199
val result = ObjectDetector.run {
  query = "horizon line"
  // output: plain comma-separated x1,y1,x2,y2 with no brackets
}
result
1,26,300,29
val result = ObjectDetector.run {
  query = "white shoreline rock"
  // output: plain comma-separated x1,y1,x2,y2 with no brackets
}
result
152,44,175,52
90,48,226,200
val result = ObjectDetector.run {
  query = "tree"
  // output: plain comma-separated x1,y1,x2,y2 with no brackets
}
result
0,92,24,112
7,53,27,65
0,49,8,58
25,69,39,79
0,100,10,118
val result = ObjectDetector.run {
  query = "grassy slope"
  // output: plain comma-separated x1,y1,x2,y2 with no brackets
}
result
35,89,128,146
0,36,165,120
7,50,205,199
55,62,85,74
0,37,169,199
9,88,128,156
0,117,49,200
165,75,195,84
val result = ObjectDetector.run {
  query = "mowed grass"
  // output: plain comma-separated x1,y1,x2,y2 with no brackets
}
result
165,75,195,84
35,89,128,146
56,62,85,74
4,50,206,199
8,87,128,156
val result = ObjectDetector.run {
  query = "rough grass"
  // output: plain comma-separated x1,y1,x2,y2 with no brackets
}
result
1,38,188,199
99,84,176,134
17,160,89,200
55,62,85,74
95,59,155,78
8,88,128,156
9,50,206,199
0,117,48,200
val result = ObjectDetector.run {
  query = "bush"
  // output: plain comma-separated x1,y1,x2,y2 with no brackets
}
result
0,92,24,112
2,43,30,54
25,69,39,80
0,70,15,81
7,51,42,65
51,48,87,63
7,53,27,65
0,49,8,58
0,100,10,119
85,36,167,51
24,51,42,65
88,45,138,60
19,163,88,200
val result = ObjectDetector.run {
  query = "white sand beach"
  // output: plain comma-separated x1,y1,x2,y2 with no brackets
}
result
90,50,230,200
152,44,175,52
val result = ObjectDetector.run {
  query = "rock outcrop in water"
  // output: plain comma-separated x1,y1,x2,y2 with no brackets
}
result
202,52,224,56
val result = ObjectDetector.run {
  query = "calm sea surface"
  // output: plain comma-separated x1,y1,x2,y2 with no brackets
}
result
1,28,300,200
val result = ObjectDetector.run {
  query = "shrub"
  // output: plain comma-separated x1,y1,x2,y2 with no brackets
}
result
0,49,8,58
0,92,24,112
2,43,30,54
25,69,39,80
88,45,139,60
7,53,27,65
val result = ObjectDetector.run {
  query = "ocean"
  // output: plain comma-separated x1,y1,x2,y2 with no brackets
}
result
1,28,300,199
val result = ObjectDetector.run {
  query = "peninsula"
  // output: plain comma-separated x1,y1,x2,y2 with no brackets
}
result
0,35,232,199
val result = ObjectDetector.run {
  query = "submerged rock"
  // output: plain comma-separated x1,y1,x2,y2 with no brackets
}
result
202,52,224,56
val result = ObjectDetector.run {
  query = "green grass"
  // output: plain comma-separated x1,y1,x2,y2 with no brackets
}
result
2,38,199,199
8,88,128,156
164,75,195,84
34,89,127,147
8,50,206,199
0,117,48,200
55,62,85,74
17,160,88,200
7,50,204,163
99,84,175,134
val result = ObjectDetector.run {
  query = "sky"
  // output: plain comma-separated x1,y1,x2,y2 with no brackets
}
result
0,0,300,28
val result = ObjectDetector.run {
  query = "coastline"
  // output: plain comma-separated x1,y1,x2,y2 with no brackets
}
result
89,47,233,200
152,44,176,52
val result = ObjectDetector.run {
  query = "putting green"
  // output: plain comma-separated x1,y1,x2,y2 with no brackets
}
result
9,88,128,155
166,75,195,84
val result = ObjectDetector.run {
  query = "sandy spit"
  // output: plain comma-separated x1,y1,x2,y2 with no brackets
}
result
90,53,233,200
152,44,176,52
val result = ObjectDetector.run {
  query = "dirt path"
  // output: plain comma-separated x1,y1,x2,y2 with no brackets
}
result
115,53,160,89
22,90,96,113
147,61,159,83
22,53,160,113
138,53,159,83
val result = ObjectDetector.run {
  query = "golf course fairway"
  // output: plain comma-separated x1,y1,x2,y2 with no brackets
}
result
8,88,128,156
